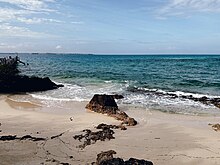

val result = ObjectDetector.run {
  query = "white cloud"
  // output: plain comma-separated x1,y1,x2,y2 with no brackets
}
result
159,0,220,17
0,0,82,40
71,21,84,24
0,0,55,11
0,23,47,38
0,42,17,49
0,8,62,24
17,17,63,24
55,45,62,49
0,8,31,22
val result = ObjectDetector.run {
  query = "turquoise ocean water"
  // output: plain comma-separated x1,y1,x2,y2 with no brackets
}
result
2,54,220,115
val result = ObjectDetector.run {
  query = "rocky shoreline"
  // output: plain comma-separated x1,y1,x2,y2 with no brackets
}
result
0,56,63,93
129,87,220,109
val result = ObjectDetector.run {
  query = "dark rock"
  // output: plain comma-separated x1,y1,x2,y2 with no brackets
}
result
73,126,115,149
96,123,119,130
0,75,63,93
119,125,127,130
86,95,137,126
93,150,153,165
20,135,46,141
124,158,153,165
112,111,129,121
96,123,127,131
96,150,117,165
215,103,220,109
0,56,63,93
86,94,118,113
210,123,220,131
0,135,46,141
100,158,125,165
122,117,138,126
0,135,17,141
198,96,208,102
0,56,20,77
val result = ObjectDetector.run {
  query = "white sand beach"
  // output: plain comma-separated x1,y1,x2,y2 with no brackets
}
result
1,95,220,165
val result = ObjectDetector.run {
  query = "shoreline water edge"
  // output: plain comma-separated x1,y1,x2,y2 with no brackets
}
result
1,54,220,164
1,54,219,116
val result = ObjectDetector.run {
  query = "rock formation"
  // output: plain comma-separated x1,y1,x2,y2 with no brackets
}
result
0,75,63,93
0,56,63,93
92,150,153,165
86,94,137,126
73,123,126,149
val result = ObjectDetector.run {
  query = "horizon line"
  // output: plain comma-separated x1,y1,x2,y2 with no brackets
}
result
1,52,220,55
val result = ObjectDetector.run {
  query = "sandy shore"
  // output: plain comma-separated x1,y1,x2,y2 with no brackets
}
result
1,95,220,165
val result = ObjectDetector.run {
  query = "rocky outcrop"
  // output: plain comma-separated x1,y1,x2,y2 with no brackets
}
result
86,94,137,126
0,75,63,93
92,150,153,165
0,56,63,93
86,94,119,113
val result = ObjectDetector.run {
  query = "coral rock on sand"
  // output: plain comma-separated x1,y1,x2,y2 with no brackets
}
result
96,123,127,131
92,150,154,165
211,124,220,131
95,150,117,165
73,126,115,149
86,94,137,126
74,123,127,149
122,117,138,126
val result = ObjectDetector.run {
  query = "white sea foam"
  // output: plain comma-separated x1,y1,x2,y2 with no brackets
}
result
14,80,220,116
30,94,86,102
121,91,220,116
104,80,112,83
28,81,126,108
136,87,220,98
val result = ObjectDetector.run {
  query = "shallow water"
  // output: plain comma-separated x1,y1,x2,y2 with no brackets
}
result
1,54,220,115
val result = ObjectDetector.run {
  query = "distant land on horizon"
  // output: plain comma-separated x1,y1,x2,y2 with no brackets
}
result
1,53,220,57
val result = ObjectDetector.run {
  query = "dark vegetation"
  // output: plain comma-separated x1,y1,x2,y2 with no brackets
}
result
0,56,63,93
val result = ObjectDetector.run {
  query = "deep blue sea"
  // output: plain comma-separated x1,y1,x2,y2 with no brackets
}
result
1,54,220,115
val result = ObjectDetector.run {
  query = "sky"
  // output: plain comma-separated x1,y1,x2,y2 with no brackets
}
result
0,0,220,54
